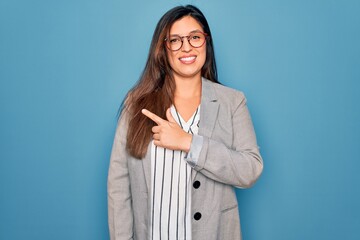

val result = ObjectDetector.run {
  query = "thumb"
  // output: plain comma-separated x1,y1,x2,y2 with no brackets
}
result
166,108,176,123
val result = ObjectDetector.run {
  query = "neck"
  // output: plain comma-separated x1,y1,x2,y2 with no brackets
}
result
174,75,202,99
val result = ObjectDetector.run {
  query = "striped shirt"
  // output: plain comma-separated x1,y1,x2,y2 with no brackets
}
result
150,105,200,240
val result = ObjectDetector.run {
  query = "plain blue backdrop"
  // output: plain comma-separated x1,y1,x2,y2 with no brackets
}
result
1,0,359,239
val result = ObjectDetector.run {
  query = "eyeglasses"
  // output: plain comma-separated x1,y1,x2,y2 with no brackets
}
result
164,32,209,51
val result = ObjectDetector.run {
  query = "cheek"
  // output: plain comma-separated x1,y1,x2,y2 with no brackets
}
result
166,51,177,66
200,48,207,65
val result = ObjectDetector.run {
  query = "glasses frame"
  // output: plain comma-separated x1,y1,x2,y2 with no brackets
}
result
164,32,209,51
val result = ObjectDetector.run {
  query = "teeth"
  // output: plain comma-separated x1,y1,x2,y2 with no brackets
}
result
180,56,196,61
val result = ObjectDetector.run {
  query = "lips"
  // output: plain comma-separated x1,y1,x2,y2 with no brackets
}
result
179,55,196,64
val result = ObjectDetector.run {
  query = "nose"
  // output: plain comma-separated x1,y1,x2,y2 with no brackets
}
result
181,38,192,52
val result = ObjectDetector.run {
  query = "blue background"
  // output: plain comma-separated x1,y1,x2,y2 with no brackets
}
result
1,0,359,239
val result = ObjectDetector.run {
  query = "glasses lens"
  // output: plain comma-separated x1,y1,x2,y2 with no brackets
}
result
168,36,182,51
166,33,207,51
189,32,206,48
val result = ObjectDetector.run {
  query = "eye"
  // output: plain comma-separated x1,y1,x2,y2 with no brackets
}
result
190,33,203,41
169,37,181,44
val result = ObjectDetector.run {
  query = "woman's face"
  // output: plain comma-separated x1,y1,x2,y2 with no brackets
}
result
166,16,207,81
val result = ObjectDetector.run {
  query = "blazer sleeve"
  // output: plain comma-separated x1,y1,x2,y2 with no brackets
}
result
107,110,134,240
191,92,263,188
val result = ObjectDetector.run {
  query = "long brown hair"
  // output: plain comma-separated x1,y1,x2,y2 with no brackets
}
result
123,5,219,159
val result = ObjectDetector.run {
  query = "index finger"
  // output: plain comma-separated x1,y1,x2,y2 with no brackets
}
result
141,109,165,125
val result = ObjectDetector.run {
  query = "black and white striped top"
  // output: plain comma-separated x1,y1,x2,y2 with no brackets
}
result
150,105,200,240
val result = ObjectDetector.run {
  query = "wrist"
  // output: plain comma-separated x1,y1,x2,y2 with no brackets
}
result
182,133,192,152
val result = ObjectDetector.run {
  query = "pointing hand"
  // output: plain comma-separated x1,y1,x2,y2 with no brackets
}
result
141,108,192,152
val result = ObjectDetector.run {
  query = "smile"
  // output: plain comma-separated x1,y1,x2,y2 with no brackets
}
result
179,56,196,64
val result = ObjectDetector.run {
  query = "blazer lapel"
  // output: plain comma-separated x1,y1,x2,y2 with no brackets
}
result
198,78,219,138
142,144,152,192
191,78,219,181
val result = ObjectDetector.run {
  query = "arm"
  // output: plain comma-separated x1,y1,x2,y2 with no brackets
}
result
187,93,263,188
107,110,134,240
141,92,263,188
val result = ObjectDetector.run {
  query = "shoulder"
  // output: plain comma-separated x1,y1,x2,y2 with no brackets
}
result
203,78,246,109
211,81,245,100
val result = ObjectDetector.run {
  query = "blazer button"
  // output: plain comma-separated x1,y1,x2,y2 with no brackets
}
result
193,180,201,189
194,212,202,221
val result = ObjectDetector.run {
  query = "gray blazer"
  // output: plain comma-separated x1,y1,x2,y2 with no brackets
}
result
108,78,263,240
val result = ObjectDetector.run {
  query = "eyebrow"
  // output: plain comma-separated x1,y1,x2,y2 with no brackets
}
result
169,29,203,37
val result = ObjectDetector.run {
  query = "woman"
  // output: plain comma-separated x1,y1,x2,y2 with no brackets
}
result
108,5,263,240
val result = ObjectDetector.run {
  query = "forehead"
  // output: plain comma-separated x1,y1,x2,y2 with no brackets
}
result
169,16,204,35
